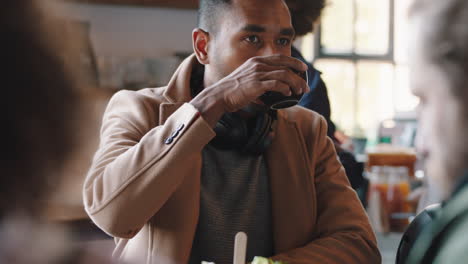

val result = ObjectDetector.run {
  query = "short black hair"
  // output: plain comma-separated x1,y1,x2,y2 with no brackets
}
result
198,0,232,33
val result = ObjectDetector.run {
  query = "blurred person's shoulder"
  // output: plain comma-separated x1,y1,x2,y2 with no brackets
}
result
433,213,468,263
410,181,468,263
426,193,468,263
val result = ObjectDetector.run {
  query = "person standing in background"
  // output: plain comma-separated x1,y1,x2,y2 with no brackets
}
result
285,0,333,137
403,0,468,263
286,0,365,191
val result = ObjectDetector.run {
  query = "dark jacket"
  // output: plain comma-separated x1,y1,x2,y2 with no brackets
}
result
292,46,336,139
406,171,468,263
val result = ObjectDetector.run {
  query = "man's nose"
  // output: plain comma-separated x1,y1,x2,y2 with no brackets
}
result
260,43,280,56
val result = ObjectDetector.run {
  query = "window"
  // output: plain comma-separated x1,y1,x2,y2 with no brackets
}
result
300,0,418,144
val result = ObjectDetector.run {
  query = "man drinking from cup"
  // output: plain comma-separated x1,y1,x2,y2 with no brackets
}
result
83,0,380,263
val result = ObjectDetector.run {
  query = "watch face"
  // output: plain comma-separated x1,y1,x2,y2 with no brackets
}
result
259,69,308,110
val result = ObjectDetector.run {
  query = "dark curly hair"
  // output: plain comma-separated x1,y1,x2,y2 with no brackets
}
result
286,0,327,37
0,0,79,219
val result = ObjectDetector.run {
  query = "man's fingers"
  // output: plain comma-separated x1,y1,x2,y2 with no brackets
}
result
251,54,308,72
260,70,308,95
260,80,291,96
214,54,310,112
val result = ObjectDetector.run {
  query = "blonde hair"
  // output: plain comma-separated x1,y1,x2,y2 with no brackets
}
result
409,0,468,193
409,0,468,99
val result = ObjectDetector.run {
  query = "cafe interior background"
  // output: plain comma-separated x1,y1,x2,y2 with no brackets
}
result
46,0,423,263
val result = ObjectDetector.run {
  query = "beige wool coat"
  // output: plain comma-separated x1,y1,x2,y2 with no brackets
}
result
83,55,380,264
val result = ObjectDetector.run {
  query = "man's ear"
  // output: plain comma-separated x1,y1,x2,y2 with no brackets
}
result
192,28,210,65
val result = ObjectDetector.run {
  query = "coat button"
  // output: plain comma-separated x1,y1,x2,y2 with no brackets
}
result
164,124,185,145
170,130,179,139
176,124,185,132
164,137,173,144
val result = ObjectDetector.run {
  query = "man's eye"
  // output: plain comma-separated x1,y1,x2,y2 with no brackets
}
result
245,35,260,44
277,38,291,46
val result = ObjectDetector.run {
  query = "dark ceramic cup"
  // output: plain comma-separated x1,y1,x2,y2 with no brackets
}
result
258,69,308,110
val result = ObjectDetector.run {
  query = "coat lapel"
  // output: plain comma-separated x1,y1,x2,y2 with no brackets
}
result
163,54,197,104
266,112,317,253
159,54,198,124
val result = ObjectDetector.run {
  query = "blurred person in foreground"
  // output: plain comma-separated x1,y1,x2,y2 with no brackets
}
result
286,0,365,191
83,0,379,263
0,1,110,263
403,0,468,263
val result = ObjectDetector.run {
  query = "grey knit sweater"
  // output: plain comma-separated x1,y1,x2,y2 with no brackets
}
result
188,145,273,264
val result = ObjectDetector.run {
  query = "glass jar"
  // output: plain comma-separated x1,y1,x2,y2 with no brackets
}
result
367,166,411,232
387,166,411,232
367,166,390,233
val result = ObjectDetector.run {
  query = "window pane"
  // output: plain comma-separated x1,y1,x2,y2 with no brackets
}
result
356,62,394,139
394,0,411,63
299,32,315,62
315,60,415,140
314,59,356,134
355,0,390,55
320,0,354,53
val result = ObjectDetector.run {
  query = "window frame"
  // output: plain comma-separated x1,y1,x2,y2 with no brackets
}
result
314,0,395,62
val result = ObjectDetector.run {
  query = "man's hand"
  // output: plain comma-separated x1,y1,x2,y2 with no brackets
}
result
190,55,309,127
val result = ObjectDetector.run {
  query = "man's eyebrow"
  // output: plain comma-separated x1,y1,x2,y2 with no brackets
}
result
280,28,295,37
241,24,266,33
240,25,296,37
